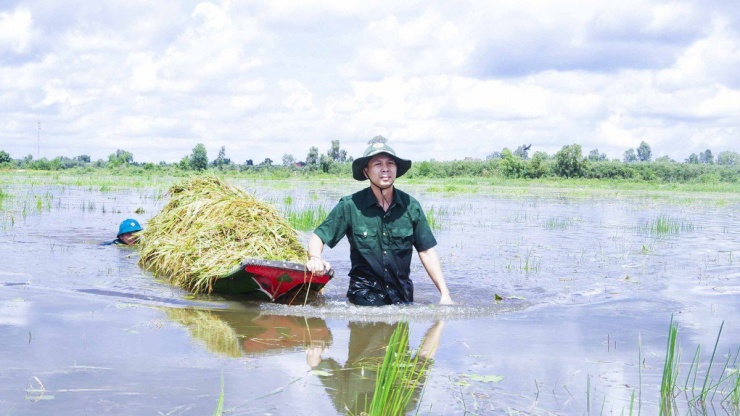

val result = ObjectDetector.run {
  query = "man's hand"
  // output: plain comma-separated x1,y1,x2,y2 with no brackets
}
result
439,293,454,305
306,257,331,274
306,234,330,274
306,345,327,368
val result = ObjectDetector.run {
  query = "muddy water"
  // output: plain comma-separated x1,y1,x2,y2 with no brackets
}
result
1,178,739,415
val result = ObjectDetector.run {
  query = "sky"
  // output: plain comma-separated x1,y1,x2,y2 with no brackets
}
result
0,0,738,164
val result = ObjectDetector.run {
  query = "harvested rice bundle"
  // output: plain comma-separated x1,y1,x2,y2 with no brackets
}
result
138,176,305,293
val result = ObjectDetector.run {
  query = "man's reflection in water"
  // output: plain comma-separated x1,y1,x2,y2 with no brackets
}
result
307,320,445,415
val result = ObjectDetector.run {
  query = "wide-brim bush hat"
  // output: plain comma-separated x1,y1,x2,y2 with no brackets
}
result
352,143,412,181
118,218,143,237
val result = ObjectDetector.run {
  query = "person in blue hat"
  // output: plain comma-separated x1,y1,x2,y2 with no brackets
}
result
306,142,453,306
108,218,143,246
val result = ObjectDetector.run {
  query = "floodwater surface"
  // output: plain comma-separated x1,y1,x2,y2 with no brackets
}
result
1,176,739,415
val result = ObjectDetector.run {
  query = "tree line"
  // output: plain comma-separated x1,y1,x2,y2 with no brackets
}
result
0,138,737,183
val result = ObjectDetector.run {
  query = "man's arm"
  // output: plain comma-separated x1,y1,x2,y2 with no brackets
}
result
306,233,332,274
418,247,453,305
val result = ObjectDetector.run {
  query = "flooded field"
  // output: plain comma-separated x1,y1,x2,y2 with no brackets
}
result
1,173,739,415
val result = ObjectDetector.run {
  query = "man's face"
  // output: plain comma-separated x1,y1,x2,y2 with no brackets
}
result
364,154,397,188
119,232,139,245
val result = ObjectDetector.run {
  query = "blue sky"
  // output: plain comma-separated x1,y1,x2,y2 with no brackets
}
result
1,0,738,164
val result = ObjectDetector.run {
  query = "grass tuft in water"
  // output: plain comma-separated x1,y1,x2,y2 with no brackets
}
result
639,215,694,236
214,371,225,416
660,315,680,415
284,205,329,231
367,321,430,416
730,364,740,408
426,207,439,231
657,318,740,414
543,216,577,230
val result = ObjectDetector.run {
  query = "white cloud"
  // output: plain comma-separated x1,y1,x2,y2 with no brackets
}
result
0,7,33,53
0,0,737,164
657,17,740,89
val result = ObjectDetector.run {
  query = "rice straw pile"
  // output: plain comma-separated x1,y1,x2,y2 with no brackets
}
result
138,176,306,293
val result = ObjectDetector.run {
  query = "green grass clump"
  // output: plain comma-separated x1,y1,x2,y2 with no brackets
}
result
138,176,306,293
368,321,430,416
640,215,694,236
283,205,328,231
660,316,680,415
543,216,575,230
425,207,440,231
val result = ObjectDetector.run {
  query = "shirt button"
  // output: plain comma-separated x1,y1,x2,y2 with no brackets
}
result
383,251,387,255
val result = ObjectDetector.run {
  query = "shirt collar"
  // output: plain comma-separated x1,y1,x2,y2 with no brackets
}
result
361,186,405,209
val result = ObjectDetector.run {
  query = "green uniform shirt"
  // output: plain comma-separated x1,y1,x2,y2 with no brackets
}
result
314,187,437,303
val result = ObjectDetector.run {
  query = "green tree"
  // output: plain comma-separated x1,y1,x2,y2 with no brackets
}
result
525,152,551,178
260,158,273,167
513,144,531,160
636,141,652,162
328,140,348,162
190,143,208,171
319,154,333,173
500,148,525,178
0,150,11,164
368,135,387,145
588,149,607,162
306,146,319,170
282,154,296,167
686,153,699,164
178,156,191,170
211,146,229,170
108,149,134,167
554,144,587,178
623,148,637,163
74,155,91,163
717,151,739,165
699,149,714,164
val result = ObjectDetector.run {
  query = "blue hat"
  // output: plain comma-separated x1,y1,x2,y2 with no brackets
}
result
118,219,143,237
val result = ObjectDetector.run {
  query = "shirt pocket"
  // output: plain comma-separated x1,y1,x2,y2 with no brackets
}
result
353,228,378,253
389,229,413,251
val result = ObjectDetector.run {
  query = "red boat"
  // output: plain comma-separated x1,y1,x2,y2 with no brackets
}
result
211,258,333,304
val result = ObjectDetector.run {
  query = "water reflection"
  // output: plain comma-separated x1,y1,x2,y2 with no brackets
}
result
164,307,333,357
307,320,444,415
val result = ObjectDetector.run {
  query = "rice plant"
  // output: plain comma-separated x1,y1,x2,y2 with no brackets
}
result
660,316,680,415
543,216,575,230
639,215,694,236
730,365,740,408
367,321,431,416
283,205,328,231
214,371,225,416
426,206,440,230
138,176,306,293
657,319,740,414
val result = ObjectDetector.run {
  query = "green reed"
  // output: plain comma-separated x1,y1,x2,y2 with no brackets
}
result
214,371,225,416
731,365,740,408
655,318,740,415
284,205,329,231
367,321,429,416
543,216,575,230
660,316,680,415
639,215,694,236
426,207,440,230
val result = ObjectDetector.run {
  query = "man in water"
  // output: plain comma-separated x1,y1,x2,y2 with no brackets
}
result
306,142,453,306
107,218,143,246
